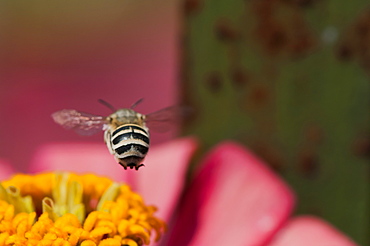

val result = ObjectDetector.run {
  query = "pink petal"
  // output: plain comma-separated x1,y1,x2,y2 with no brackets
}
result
29,142,131,182
0,159,15,180
166,141,295,246
127,137,198,222
268,216,358,246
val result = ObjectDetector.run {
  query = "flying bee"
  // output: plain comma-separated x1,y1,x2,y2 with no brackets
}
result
52,99,186,170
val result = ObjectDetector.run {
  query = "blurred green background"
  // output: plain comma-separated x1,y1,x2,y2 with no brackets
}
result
0,0,369,244
181,1,369,245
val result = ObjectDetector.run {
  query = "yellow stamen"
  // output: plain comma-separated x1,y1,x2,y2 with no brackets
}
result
0,173,166,246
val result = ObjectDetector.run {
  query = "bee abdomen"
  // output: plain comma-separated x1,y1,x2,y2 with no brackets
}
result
110,124,149,159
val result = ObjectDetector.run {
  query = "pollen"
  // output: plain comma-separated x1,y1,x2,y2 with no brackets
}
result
0,173,166,246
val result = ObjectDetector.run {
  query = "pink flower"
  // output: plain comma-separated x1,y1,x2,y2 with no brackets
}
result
0,138,358,246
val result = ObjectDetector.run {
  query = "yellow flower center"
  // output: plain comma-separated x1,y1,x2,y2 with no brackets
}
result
0,173,166,246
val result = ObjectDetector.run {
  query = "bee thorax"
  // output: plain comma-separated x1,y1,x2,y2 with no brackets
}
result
109,109,145,127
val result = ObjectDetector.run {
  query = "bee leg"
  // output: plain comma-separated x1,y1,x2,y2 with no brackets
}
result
135,164,145,171
127,163,135,169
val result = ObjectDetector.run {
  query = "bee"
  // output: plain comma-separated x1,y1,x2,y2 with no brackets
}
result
52,99,185,170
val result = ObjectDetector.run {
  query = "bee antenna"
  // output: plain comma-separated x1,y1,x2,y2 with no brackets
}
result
131,98,144,109
98,99,116,112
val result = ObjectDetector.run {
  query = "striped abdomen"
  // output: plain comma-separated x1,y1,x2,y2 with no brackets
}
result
106,124,150,170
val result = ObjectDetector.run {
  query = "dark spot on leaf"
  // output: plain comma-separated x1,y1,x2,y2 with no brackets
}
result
205,71,223,93
231,67,249,88
250,84,270,106
336,8,370,72
294,0,321,8
269,29,288,52
352,136,370,158
299,151,319,178
184,0,203,15
336,44,353,61
215,19,239,42
251,141,285,172
356,19,370,38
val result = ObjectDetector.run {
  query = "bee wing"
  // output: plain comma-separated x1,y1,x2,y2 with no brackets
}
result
145,106,192,132
52,109,108,136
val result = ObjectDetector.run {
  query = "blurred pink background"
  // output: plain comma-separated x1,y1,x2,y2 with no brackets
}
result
0,0,181,172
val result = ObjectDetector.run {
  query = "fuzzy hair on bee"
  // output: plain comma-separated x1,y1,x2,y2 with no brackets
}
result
52,99,187,170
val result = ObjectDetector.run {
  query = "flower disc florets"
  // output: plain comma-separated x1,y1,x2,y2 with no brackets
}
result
0,173,166,246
